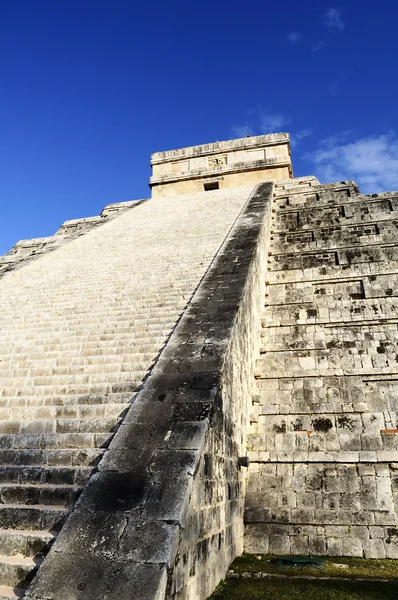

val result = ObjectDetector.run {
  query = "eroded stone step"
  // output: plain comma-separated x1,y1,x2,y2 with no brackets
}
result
0,381,142,397
1,351,157,366
0,447,104,468
0,333,167,345
0,392,134,408
0,341,162,356
0,366,149,380
0,505,68,531
0,403,129,421
0,417,121,435
0,554,41,588
0,466,91,486
0,484,82,507
0,585,25,599
0,528,54,557
0,371,146,387
0,433,110,450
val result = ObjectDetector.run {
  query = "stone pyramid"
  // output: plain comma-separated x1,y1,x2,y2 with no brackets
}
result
0,133,397,600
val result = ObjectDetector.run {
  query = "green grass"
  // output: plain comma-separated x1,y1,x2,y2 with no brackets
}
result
206,554,398,600
230,553,398,580
208,577,398,599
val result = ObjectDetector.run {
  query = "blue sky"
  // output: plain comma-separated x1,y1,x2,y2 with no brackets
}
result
1,0,397,255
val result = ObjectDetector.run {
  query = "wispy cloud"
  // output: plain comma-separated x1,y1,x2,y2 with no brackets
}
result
324,7,345,31
304,132,398,193
290,128,313,148
286,32,301,43
258,112,290,133
231,109,290,138
328,81,340,96
311,41,326,53
230,123,253,138
231,110,314,148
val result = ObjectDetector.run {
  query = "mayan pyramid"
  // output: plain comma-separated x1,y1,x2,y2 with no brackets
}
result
0,133,397,600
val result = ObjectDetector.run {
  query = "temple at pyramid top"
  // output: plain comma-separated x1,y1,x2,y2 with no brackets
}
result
149,132,293,197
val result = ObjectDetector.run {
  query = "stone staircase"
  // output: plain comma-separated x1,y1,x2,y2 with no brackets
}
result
0,185,253,598
0,320,155,598
0,200,145,281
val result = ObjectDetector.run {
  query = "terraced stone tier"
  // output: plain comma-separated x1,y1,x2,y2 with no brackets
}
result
245,179,398,558
0,185,254,593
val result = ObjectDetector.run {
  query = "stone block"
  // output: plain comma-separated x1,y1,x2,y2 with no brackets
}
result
119,521,179,566
290,535,309,554
326,537,343,556
50,510,127,558
268,534,290,555
364,538,386,558
309,535,327,555
341,537,363,556
75,470,151,515
168,421,207,450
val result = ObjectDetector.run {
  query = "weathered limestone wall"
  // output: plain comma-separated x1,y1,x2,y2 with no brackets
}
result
150,133,292,198
245,178,398,558
25,183,272,600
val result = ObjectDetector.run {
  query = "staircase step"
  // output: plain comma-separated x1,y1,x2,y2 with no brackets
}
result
54,417,121,434
0,356,155,373
0,430,103,451
0,403,129,421
0,372,146,391
0,505,68,531
0,484,82,507
0,528,54,557
0,417,121,435
0,466,91,486
0,341,163,360
0,381,142,397
0,365,150,380
0,392,134,408
0,585,25,599
0,447,105,467
0,554,41,587
0,433,110,450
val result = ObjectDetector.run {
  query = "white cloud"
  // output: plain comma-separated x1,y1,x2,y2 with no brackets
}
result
258,112,290,133
231,111,314,150
311,41,326,53
304,133,398,193
231,110,290,138
290,128,313,148
328,81,340,96
230,123,253,138
324,7,345,31
286,32,301,43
